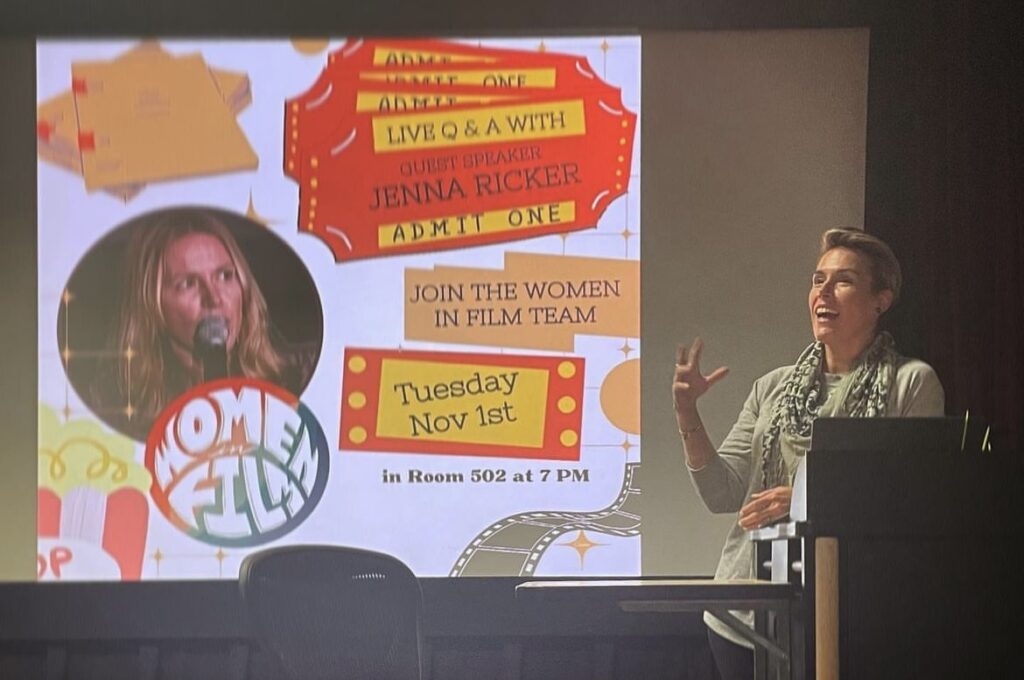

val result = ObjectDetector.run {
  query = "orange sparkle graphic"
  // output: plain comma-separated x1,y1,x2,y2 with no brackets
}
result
560,530,606,570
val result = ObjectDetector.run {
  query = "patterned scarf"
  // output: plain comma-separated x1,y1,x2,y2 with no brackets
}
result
760,332,899,489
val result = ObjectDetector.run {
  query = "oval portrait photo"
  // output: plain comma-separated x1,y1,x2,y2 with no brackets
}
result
58,206,324,441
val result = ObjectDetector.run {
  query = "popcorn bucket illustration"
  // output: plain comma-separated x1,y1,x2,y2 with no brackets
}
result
37,405,150,581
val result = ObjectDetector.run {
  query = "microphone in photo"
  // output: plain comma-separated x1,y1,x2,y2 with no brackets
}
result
193,315,229,382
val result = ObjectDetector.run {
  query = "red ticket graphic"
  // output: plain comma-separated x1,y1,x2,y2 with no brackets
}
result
286,70,608,183
284,82,532,181
340,348,584,461
293,90,636,261
284,38,607,175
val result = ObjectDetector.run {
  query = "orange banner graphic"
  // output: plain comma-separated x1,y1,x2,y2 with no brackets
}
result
405,252,639,351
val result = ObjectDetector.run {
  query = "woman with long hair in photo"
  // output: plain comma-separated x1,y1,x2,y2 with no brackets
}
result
93,207,310,440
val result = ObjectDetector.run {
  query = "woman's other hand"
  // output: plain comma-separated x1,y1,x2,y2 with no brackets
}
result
738,486,793,529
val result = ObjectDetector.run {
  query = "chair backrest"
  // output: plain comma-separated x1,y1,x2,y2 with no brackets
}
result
239,545,423,680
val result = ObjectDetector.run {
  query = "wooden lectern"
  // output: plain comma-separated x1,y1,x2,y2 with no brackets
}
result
752,427,1024,679
519,418,1023,679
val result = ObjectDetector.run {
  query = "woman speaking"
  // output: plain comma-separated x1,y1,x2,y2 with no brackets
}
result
91,207,315,440
672,228,944,679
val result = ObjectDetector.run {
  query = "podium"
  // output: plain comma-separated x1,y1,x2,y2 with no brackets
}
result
752,446,1024,678
518,418,1023,679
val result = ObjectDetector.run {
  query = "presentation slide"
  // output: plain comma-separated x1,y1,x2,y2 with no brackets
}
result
35,37,641,580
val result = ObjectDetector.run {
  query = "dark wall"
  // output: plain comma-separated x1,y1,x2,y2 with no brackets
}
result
863,1,1023,451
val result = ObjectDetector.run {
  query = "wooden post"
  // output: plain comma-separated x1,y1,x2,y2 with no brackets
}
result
815,537,839,679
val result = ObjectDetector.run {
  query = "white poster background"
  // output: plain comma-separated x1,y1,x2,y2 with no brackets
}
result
37,36,641,579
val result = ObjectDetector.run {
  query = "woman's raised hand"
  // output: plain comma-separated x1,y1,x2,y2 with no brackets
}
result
672,337,729,417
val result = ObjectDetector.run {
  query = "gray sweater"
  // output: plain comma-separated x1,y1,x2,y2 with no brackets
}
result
690,357,945,647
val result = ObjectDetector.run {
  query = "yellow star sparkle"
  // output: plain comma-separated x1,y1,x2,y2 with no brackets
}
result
561,530,606,569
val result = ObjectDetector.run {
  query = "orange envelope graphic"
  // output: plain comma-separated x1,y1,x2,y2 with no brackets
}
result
71,53,258,190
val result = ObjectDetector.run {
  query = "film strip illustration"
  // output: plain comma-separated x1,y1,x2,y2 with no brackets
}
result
449,462,640,576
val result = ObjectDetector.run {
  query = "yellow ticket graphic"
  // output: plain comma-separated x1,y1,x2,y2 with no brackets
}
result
356,91,520,112
340,348,584,460
361,68,557,88
378,201,575,248
372,99,585,152
372,48,498,66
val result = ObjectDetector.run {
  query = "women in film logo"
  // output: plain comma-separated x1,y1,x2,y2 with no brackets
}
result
145,378,329,547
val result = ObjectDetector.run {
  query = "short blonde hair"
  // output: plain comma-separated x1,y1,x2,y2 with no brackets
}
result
821,228,902,304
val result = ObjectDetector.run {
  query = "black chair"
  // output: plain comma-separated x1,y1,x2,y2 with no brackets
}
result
239,545,423,680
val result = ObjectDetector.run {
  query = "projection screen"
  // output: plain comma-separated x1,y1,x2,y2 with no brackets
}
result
35,36,643,580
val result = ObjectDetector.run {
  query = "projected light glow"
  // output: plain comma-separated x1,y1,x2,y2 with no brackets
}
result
36,36,641,580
